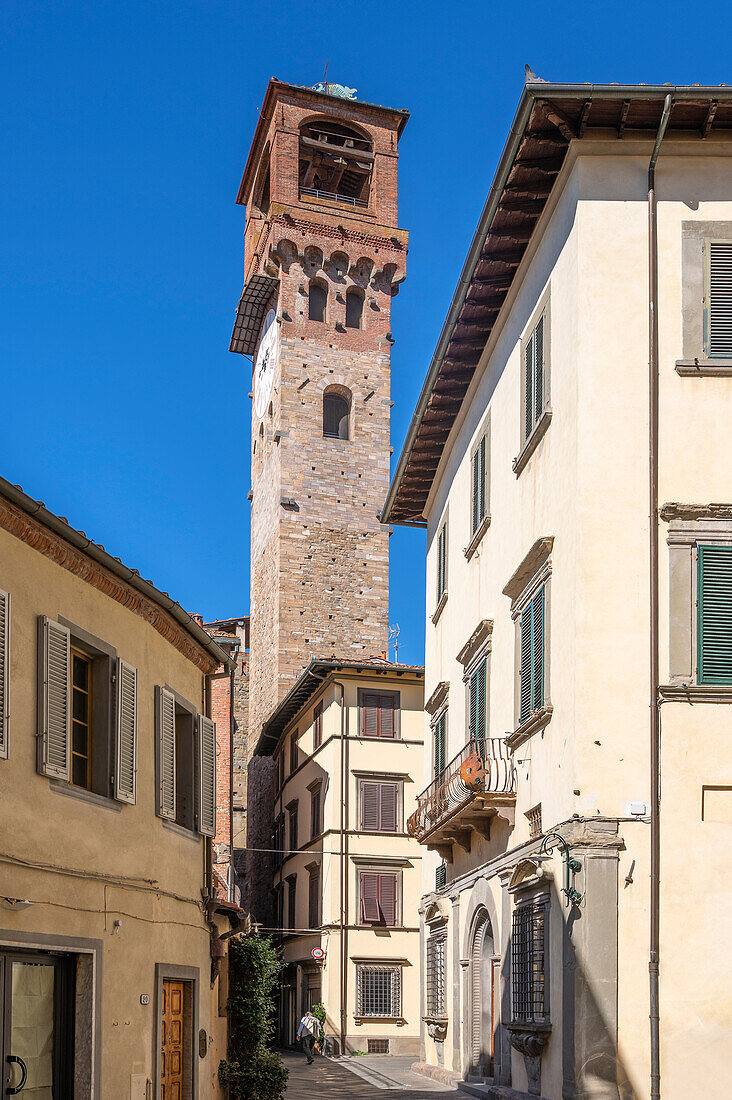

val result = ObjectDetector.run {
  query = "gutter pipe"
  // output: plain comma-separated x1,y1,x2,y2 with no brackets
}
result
334,680,347,1057
648,92,673,1100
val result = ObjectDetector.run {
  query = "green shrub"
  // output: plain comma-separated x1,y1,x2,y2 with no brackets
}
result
219,935,288,1100
219,1047,288,1100
310,1001,326,1044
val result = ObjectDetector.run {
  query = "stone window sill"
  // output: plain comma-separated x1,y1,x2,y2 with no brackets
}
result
659,683,732,703
464,514,491,561
162,819,201,843
506,704,554,750
49,780,122,812
431,590,448,625
513,408,552,477
676,358,732,376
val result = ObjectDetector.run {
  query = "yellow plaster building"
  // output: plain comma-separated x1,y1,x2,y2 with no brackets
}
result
252,659,424,1057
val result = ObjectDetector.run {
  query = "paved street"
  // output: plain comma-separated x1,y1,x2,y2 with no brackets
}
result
280,1050,458,1098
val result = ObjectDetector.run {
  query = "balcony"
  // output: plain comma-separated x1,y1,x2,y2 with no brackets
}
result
407,738,516,860
299,187,369,208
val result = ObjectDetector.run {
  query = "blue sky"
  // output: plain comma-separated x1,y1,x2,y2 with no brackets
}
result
3,0,731,665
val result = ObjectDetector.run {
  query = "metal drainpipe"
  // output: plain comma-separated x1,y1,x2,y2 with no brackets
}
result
229,659,236,902
648,92,672,1100
334,680,347,1058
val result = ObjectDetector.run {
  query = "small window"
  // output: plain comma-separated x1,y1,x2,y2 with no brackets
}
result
471,434,488,535
308,865,321,928
433,710,447,779
525,804,543,839
289,730,299,773
468,659,487,750
310,784,322,839
697,545,732,683
426,933,447,1017
313,700,323,749
511,902,548,1025
523,309,547,441
289,804,298,851
346,288,364,329
360,780,399,833
287,875,297,932
357,965,401,1018
519,587,545,724
359,871,399,926
435,862,447,890
368,1039,389,1054
360,691,399,738
705,241,732,358
309,282,327,322
323,393,350,439
436,522,448,605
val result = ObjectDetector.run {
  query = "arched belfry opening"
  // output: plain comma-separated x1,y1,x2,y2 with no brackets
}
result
299,119,373,207
323,387,351,440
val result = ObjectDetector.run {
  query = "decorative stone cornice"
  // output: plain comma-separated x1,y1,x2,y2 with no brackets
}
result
0,498,219,674
425,680,449,716
503,537,554,602
457,620,494,668
660,502,732,522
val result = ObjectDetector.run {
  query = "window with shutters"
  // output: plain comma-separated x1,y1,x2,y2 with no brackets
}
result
288,803,299,851
705,240,732,359
471,433,488,537
468,659,487,751
313,700,323,750
511,901,548,1025
359,871,400,926
174,707,196,831
287,875,297,932
358,690,400,739
432,709,447,779
356,965,402,1018
37,616,137,804
323,390,350,440
697,545,732,684
0,588,9,761
308,865,321,928
515,295,551,475
289,730,299,773
435,521,448,610
310,783,322,839
359,779,400,833
426,933,447,1017
519,587,545,725
154,685,213,836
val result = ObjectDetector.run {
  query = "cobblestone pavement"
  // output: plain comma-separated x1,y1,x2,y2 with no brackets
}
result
281,1050,458,1098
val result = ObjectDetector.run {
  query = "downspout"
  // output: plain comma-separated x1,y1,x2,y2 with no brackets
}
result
229,659,236,902
334,680,347,1057
648,92,672,1100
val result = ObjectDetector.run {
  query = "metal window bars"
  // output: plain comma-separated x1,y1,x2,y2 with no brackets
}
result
426,934,447,1018
511,903,546,1023
357,965,401,1018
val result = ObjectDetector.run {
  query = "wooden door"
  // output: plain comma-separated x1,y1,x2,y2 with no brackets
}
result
161,980,185,1100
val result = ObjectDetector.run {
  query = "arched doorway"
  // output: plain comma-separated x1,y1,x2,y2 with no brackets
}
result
469,908,496,1076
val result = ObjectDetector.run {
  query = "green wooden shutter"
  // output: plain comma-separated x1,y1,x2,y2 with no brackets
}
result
472,447,480,533
534,313,544,420
198,714,216,837
437,523,448,601
478,435,487,524
114,658,137,804
707,242,732,358
519,605,532,723
433,710,446,778
532,588,545,710
38,616,71,780
469,660,486,751
698,545,732,683
524,333,534,440
0,589,9,760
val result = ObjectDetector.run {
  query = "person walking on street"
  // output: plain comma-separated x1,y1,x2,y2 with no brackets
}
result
296,1010,320,1064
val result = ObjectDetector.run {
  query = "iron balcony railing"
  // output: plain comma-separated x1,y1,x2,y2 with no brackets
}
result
300,187,369,208
407,738,515,842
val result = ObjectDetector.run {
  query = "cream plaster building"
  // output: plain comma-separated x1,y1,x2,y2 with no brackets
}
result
251,658,424,1057
0,476,240,1098
384,81,732,1099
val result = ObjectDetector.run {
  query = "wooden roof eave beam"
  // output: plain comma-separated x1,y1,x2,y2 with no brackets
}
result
702,100,718,138
537,100,576,142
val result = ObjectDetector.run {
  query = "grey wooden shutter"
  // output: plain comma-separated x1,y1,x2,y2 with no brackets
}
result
114,659,137,804
362,694,379,737
379,694,396,738
698,545,732,683
524,332,534,440
0,589,9,760
38,616,71,780
198,714,216,837
707,241,732,358
156,686,176,819
378,873,397,925
361,781,381,830
379,782,398,832
361,873,380,922
534,313,544,419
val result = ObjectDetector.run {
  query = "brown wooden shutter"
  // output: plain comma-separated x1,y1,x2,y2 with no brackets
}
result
362,694,379,737
0,589,9,760
379,783,398,832
361,781,381,830
361,873,381,922
379,695,396,738
378,873,397,926
309,867,320,928
37,616,71,780
313,701,323,749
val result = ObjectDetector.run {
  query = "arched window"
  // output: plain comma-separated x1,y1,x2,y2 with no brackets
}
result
346,288,364,329
323,392,350,440
309,282,327,323
299,120,373,206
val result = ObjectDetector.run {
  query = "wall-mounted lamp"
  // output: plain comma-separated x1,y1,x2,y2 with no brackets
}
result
537,831,583,907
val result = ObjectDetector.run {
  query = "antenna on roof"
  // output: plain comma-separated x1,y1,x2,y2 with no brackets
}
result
323,61,329,95
389,623,400,663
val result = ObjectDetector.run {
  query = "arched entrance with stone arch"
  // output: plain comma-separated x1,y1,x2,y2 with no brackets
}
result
468,906,495,1076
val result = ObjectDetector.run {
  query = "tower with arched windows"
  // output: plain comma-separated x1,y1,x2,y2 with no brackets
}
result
230,79,409,747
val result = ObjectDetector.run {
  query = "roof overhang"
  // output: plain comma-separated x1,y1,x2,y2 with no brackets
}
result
383,81,732,528
237,78,410,207
229,274,279,356
253,658,424,757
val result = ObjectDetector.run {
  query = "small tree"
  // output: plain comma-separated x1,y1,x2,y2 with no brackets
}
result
310,1002,326,1046
219,935,288,1100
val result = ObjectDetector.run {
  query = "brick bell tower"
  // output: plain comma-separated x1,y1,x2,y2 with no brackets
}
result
230,79,409,750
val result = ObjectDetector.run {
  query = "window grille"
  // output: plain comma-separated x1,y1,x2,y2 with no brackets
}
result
426,933,447,1017
524,310,546,439
525,804,542,839
511,902,547,1024
435,862,447,890
357,965,401,1017
519,586,545,724
367,1038,389,1054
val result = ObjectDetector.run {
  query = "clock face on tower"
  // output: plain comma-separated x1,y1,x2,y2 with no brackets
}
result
254,308,278,419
